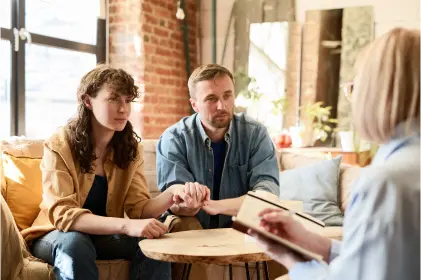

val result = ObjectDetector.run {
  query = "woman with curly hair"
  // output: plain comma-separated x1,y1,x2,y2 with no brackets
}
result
24,65,209,280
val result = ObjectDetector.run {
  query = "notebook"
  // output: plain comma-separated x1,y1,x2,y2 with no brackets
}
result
232,191,325,262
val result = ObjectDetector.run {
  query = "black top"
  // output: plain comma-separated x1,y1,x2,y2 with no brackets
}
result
83,175,108,216
209,140,226,228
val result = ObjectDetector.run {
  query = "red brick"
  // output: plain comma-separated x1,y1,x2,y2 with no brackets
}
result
151,75,159,84
109,0,197,139
155,7,171,18
167,78,175,86
171,50,183,58
144,13,158,25
109,6,117,13
167,21,176,30
174,42,183,50
170,32,181,41
142,24,152,33
144,43,156,54
142,3,153,13
154,27,169,37
156,47,172,57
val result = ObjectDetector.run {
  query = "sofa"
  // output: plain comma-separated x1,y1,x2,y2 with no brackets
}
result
1,137,360,280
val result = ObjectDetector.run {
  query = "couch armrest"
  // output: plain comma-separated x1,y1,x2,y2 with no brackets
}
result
1,194,31,280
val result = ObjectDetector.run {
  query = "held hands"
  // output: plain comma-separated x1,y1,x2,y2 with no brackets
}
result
171,182,210,209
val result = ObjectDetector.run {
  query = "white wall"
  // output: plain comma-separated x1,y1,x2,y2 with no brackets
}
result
296,0,420,37
199,0,420,70
199,0,236,71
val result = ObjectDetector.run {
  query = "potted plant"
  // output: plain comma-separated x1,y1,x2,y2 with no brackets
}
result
300,101,339,146
234,71,290,148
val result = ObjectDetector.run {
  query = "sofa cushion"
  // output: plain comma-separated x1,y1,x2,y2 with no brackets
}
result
141,139,160,197
279,151,360,215
279,156,344,226
1,138,44,198
339,165,361,213
279,152,324,171
3,153,43,231
0,138,44,158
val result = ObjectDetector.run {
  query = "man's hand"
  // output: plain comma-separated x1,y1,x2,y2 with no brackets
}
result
202,196,245,217
201,200,221,215
170,182,210,209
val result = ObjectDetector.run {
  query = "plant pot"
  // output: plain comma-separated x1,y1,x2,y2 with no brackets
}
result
289,126,308,148
339,131,357,152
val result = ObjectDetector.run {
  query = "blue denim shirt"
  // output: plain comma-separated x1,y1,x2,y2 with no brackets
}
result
157,113,280,228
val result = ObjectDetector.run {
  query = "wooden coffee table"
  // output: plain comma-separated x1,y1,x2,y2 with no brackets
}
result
139,228,272,280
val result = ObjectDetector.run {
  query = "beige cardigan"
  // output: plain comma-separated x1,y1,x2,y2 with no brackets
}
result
22,127,151,243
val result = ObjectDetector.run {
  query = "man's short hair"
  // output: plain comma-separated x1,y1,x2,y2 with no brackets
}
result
188,64,234,99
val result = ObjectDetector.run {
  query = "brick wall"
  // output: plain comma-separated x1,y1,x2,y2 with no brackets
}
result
108,0,197,139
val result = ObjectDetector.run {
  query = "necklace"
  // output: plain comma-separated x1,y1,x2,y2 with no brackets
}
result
95,147,107,159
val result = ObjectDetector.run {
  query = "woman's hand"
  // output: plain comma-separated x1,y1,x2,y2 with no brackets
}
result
248,229,303,269
258,208,310,245
250,208,332,263
123,218,168,239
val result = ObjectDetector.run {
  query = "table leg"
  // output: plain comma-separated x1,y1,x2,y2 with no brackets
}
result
256,262,261,280
245,263,251,280
263,261,270,280
229,264,233,280
181,264,188,280
186,264,192,279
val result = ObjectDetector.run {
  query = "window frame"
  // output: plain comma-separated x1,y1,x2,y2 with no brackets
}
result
0,0,105,136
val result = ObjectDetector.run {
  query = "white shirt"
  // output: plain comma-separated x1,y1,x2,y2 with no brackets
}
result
289,129,420,280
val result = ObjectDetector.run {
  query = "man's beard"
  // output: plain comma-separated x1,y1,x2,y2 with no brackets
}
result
209,112,233,128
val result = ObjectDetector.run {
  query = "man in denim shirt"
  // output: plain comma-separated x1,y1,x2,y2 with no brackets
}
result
157,64,280,229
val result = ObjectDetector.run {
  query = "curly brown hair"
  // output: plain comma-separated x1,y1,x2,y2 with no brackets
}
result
66,64,141,173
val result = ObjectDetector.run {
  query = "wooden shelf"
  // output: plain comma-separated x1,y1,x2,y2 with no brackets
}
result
279,147,372,167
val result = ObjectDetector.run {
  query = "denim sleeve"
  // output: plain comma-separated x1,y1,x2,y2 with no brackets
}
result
156,132,195,192
248,126,280,196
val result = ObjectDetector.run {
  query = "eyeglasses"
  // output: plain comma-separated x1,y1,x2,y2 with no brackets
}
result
340,82,354,102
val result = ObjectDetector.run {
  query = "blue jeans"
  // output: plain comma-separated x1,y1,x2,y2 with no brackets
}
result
31,230,171,280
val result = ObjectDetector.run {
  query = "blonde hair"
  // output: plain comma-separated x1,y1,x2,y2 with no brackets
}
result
352,28,420,143
188,64,234,99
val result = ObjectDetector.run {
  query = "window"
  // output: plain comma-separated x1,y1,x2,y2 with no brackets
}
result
0,0,105,137
235,22,289,135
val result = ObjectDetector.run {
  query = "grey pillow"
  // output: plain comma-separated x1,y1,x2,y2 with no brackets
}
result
279,156,344,226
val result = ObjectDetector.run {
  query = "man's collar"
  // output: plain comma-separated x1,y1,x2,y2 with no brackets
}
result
195,113,233,146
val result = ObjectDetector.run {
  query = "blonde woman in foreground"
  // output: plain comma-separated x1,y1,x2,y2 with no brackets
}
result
249,27,420,280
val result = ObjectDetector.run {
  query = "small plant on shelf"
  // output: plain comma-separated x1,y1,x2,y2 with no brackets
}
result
301,101,338,143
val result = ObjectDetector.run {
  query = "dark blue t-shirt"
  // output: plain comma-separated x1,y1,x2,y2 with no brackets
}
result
83,175,108,216
209,140,226,228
